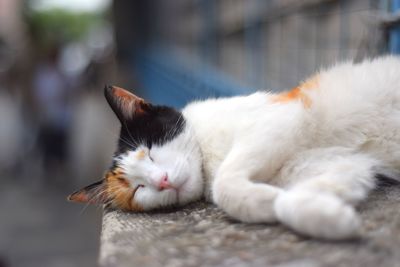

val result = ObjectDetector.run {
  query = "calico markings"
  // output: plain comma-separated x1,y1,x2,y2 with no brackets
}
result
271,75,319,107
68,168,144,211
106,169,143,211
104,85,186,155
136,149,146,160
69,86,187,211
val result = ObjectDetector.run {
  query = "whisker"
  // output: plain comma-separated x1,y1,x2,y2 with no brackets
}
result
79,186,108,214
122,120,141,149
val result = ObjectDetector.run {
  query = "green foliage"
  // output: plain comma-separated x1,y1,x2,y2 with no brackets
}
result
26,8,104,48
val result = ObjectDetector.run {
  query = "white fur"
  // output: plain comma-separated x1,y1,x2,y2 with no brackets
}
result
182,56,400,239
118,126,203,210
120,56,400,239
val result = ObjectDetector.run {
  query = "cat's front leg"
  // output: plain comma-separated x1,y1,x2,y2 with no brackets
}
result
212,104,305,223
212,148,283,223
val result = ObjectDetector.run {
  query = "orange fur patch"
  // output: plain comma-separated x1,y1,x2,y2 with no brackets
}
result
105,169,143,211
301,75,319,90
136,150,146,160
271,75,319,108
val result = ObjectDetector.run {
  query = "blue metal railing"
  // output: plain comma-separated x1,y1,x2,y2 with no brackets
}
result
129,1,253,109
132,48,252,109
390,0,400,53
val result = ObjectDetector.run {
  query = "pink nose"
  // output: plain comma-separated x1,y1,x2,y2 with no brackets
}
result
158,173,172,190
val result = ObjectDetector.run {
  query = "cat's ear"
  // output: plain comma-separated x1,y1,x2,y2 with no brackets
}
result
104,85,151,122
67,179,109,204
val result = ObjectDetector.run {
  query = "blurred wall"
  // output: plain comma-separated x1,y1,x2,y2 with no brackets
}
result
114,0,388,99
0,0,27,174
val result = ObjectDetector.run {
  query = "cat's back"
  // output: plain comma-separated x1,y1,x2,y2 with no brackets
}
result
182,56,400,182
305,56,400,159
311,56,400,113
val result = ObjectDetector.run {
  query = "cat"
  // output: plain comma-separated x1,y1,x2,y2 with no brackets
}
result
69,56,400,240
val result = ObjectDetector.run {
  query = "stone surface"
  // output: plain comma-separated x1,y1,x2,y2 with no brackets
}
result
100,186,400,267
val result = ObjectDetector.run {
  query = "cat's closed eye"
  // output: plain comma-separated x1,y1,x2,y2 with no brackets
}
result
148,151,154,162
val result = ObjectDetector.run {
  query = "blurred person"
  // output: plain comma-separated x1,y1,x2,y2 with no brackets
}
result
32,45,71,179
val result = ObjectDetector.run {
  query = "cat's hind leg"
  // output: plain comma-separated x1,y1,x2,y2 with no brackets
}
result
273,148,380,240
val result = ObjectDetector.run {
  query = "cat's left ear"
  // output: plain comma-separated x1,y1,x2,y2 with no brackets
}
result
104,85,151,122
67,179,109,204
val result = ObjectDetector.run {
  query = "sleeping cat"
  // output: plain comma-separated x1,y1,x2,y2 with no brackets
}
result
69,56,400,240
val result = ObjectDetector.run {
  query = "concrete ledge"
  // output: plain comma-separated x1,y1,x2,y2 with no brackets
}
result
100,187,400,267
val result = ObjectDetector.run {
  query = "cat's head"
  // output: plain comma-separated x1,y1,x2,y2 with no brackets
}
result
68,86,203,211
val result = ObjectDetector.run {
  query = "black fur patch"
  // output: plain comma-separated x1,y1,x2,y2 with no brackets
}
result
375,173,400,187
103,85,186,167
114,104,185,157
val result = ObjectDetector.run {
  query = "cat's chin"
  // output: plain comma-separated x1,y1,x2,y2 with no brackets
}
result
175,183,203,206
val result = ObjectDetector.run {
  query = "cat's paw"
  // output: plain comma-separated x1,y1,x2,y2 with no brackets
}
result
274,191,361,240
213,183,281,223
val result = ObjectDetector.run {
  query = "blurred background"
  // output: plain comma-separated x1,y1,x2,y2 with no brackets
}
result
0,0,400,266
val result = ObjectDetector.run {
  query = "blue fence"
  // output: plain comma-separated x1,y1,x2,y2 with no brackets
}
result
129,0,399,108
390,0,400,53
132,48,252,109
